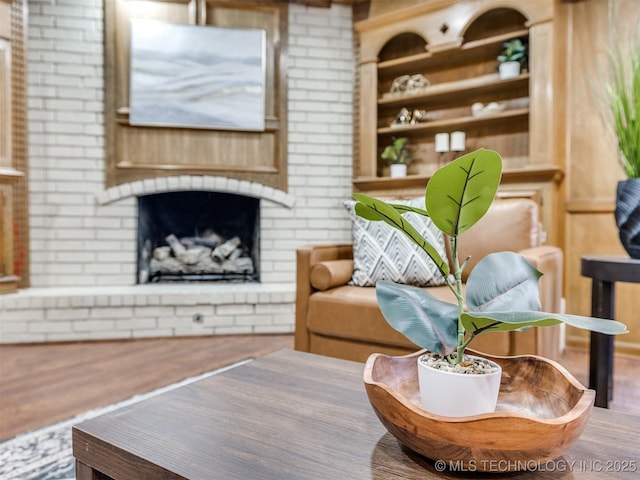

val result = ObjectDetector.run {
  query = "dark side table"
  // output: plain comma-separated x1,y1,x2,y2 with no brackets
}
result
580,255,640,408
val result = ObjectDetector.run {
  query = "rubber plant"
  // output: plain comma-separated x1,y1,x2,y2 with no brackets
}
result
354,149,628,365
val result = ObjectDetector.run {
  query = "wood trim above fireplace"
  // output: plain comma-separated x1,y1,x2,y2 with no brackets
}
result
104,0,288,192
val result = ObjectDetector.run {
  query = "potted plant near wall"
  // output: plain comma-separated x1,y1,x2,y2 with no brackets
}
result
606,32,640,258
381,137,411,178
355,149,628,469
497,38,526,79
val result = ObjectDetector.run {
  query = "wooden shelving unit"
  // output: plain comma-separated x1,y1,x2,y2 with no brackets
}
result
354,0,558,242
354,0,555,189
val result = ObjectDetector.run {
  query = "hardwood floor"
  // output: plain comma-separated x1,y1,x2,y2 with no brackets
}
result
1,334,639,442
0,334,293,441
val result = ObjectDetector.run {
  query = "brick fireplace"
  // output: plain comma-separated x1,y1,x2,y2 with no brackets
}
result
0,2,354,343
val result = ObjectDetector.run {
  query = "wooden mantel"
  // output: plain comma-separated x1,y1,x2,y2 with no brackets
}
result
104,0,289,191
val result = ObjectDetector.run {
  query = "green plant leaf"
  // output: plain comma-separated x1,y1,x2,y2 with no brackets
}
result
607,33,640,178
381,137,410,164
461,311,561,336
466,252,542,313
462,312,558,336
425,149,502,237
557,312,629,335
388,203,429,216
462,310,628,337
353,194,450,278
376,280,459,355
381,145,397,161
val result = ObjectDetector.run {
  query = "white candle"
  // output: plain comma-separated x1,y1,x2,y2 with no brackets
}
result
435,133,449,153
450,131,466,151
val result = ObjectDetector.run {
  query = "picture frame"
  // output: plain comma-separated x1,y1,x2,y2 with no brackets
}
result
129,19,266,131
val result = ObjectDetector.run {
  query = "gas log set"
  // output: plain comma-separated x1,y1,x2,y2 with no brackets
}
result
140,231,256,283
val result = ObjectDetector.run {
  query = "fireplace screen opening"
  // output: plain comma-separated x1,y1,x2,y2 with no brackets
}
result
137,191,259,283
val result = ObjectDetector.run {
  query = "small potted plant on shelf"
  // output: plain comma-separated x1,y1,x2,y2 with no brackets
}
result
354,148,628,418
381,137,411,178
497,38,527,79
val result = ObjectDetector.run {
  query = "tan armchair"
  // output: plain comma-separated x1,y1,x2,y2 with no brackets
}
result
295,198,563,363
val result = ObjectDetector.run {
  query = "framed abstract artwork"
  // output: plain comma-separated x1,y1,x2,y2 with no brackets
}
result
129,19,266,131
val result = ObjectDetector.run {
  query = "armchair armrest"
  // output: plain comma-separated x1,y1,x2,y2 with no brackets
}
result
519,245,563,313
295,244,353,353
518,245,564,359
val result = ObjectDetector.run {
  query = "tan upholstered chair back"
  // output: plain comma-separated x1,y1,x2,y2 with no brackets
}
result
446,198,541,282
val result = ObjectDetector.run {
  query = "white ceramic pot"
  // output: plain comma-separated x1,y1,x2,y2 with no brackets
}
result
498,61,521,79
390,163,407,178
417,353,502,417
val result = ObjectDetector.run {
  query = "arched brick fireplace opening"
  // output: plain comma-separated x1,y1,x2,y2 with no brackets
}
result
137,191,259,283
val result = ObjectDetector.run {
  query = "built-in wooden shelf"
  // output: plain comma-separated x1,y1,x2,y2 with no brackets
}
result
353,164,563,192
378,73,529,109
0,166,24,183
378,108,529,136
377,28,529,76
0,275,19,294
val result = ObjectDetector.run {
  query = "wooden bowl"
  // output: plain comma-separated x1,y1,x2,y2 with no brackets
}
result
363,350,595,472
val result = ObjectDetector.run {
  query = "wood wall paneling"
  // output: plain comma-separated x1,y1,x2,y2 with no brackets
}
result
562,0,640,355
0,0,25,293
565,214,639,354
0,37,10,169
105,0,288,191
0,1,9,40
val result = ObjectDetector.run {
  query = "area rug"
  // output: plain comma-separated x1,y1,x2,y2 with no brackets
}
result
0,359,252,480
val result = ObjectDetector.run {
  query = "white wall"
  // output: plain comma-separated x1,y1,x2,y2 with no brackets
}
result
0,0,354,343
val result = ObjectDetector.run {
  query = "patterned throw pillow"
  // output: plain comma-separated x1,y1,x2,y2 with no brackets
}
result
343,197,448,287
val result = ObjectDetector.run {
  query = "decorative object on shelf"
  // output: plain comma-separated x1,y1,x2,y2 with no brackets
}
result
381,137,411,178
604,29,640,258
471,101,506,117
450,131,466,152
383,73,430,99
354,148,626,420
391,108,430,128
363,349,597,472
392,107,412,126
497,38,527,80
409,109,428,124
434,133,449,153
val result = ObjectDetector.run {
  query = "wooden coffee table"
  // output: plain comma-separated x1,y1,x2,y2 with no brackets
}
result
73,349,640,479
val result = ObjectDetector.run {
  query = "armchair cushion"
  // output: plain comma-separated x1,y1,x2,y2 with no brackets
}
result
343,198,447,287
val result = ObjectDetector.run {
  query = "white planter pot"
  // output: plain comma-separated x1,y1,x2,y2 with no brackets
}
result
390,163,407,178
498,61,521,79
417,353,502,417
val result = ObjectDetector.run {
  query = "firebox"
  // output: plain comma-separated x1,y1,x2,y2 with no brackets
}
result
137,191,260,283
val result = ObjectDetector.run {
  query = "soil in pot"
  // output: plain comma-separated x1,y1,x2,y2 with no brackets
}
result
417,352,502,417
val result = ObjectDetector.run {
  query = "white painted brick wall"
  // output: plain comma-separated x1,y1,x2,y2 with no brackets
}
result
26,0,352,288
0,1,354,343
